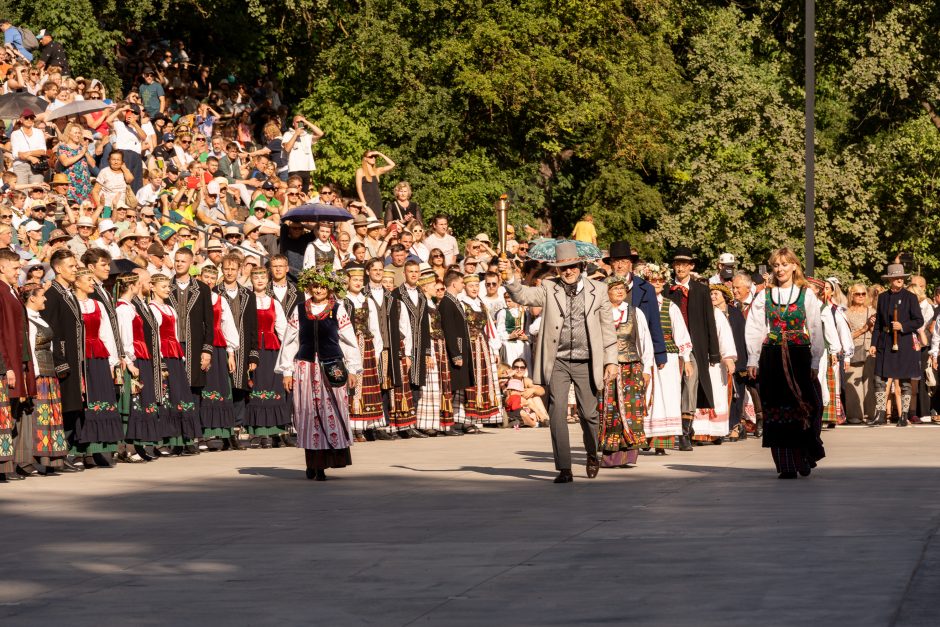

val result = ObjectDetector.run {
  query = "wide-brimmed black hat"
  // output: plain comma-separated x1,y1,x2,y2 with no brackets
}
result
603,240,639,264
671,246,697,263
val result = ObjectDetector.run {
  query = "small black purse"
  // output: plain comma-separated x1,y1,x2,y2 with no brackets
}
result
312,303,348,388
30,155,49,174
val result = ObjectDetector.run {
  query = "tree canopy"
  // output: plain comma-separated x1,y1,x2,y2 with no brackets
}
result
6,0,940,280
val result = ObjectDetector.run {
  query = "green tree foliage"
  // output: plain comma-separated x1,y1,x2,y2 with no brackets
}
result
9,0,940,280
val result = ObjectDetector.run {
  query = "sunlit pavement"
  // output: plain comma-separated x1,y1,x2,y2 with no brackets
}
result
1,425,938,626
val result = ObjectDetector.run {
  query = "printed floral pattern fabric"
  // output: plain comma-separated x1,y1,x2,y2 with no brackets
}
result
58,143,92,203
764,288,810,346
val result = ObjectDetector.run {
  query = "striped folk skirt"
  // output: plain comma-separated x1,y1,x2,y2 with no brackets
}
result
416,337,455,431
388,339,416,431
292,358,352,469
75,357,123,454
124,360,162,444
463,335,501,424
349,334,385,430
598,361,646,467
246,348,292,435
821,359,844,425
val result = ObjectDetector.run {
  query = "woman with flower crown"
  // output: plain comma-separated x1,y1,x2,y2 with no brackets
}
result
745,247,825,479
275,267,362,481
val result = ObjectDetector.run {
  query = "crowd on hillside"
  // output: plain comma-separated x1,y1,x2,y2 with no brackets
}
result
0,22,932,483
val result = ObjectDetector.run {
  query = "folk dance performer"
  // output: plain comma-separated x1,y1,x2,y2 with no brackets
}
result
438,271,475,434
363,258,397,440
806,277,843,428
198,264,239,446
389,260,432,438
459,274,502,426
745,247,825,479
276,266,362,481
247,266,291,446
342,265,386,442
643,264,689,454
114,272,162,461
690,284,739,444
597,276,653,468
416,264,456,436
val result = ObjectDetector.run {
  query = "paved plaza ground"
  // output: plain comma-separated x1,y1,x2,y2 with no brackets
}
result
1,425,938,626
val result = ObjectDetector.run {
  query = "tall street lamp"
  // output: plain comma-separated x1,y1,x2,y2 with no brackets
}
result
805,0,815,274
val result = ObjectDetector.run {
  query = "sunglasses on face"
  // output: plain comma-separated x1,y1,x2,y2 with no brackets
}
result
196,138,206,142
22,115,35,121
485,282,498,287
0,214,12,219
180,140,191,145
431,254,443,259
853,292,866,296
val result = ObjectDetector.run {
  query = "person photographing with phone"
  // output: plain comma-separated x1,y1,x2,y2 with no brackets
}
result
282,115,324,193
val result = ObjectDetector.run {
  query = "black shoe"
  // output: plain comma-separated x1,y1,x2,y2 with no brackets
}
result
372,429,394,441
407,428,429,439
229,435,246,451
868,411,887,426
61,458,84,472
16,465,39,477
654,448,667,456
422,429,440,437
826,422,837,429
170,446,185,456
778,471,798,479
83,455,97,468
586,456,599,479
442,428,463,436
135,445,157,461
397,429,411,439
713,438,723,445
315,469,327,481
898,416,910,427
798,466,812,477
846,417,863,425
260,437,273,449
305,468,316,480
553,469,574,484
184,445,200,456
678,436,693,452
39,466,59,476
3,472,25,481
93,452,115,468
755,419,764,438
271,435,282,448
281,433,297,447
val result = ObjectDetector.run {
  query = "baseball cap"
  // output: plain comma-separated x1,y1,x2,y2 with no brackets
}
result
261,181,276,191
23,220,42,233
162,132,175,142
98,219,117,233
718,253,736,265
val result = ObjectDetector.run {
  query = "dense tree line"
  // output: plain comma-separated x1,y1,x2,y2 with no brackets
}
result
4,0,940,280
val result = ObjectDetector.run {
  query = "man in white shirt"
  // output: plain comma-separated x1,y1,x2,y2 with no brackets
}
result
91,219,122,259
423,214,459,266
281,115,324,192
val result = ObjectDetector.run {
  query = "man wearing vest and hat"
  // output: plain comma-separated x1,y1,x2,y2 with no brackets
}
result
604,240,667,368
869,263,923,426
500,240,619,483
668,246,720,450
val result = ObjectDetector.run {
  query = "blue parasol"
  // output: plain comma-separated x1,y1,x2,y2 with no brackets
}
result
527,238,603,262
282,203,353,223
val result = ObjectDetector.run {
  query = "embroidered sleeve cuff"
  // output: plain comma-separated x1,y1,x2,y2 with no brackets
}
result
202,344,213,354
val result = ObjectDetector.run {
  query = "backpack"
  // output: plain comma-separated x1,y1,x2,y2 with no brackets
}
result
16,27,39,52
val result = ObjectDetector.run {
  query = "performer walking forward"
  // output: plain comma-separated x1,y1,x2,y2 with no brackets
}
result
41,250,86,471
500,241,619,483
416,266,456,435
246,267,291,446
690,285,739,444
868,264,923,426
72,267,123,468
276,267,362,481
363,258,396,439
439,271,475,433
459,274,503,427
597,276,653,468
668,247,720,451
114,273,162,461
198,265,239,447
644,264,690,454
806,277,846,429
343,265,386,441
23,283,69,474
745,247,825,479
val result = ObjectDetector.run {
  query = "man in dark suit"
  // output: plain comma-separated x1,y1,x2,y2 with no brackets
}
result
668,247,719,451
364,257,396,439
268,254,299,317
41,249,85,471
219,253,259,449
438,270,474,433
168,249,214,454
605,240,667,368
388,260,431,439
83,248,124,363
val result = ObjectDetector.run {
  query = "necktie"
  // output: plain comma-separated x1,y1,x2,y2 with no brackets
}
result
563,282,579,298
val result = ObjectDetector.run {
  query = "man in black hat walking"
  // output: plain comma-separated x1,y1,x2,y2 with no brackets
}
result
500,241,619,483
605,240,666,368
869,263,923,426
668,247,719,450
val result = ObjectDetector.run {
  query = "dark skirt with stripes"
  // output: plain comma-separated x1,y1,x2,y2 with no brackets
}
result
161,357,201,443
125,359,162,443
246,348,291,434
758,344,825,474
349,334,385,429
200,346,235,438
75,357,123,454
0,379,14,472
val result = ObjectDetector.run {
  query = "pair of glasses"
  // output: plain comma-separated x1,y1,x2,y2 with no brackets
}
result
226,235,241,239
853,292,866,296
0,214,12,219
431,254,443,259
485,282,498,287
319,190,332,195
519,247,528,252
513,365,526,370
22,115,35,121
195,138,206,143
180,140,191,145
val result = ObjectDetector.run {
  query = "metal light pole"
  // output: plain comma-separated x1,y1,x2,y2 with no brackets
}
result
804,0,815,274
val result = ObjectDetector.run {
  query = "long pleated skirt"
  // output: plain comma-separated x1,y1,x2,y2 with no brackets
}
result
200,346,236,438
0,378,15,472
349,334,385,430
124,360,162,443
645,353,682,449
75,358,123,454
692,362,732,441
758,343,825,474
29,375,69,464
246,348,291,436
292,358,352,469
416,338,455,431
160,357,201,444
464,335,501,424
388,340,416,431
598,361,646,467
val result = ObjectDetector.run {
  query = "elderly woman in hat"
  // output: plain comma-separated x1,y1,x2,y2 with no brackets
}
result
744,247,826,479
596,275,654,467
869,263,924,426
642,264,690,454
276,266,362,480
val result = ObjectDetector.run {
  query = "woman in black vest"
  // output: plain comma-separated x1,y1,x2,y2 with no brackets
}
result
276,267,362,481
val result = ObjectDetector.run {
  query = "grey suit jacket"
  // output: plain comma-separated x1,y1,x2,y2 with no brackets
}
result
505,276,618,388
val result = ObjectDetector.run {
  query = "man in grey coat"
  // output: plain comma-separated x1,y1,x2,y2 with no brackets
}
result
500,241,619,483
